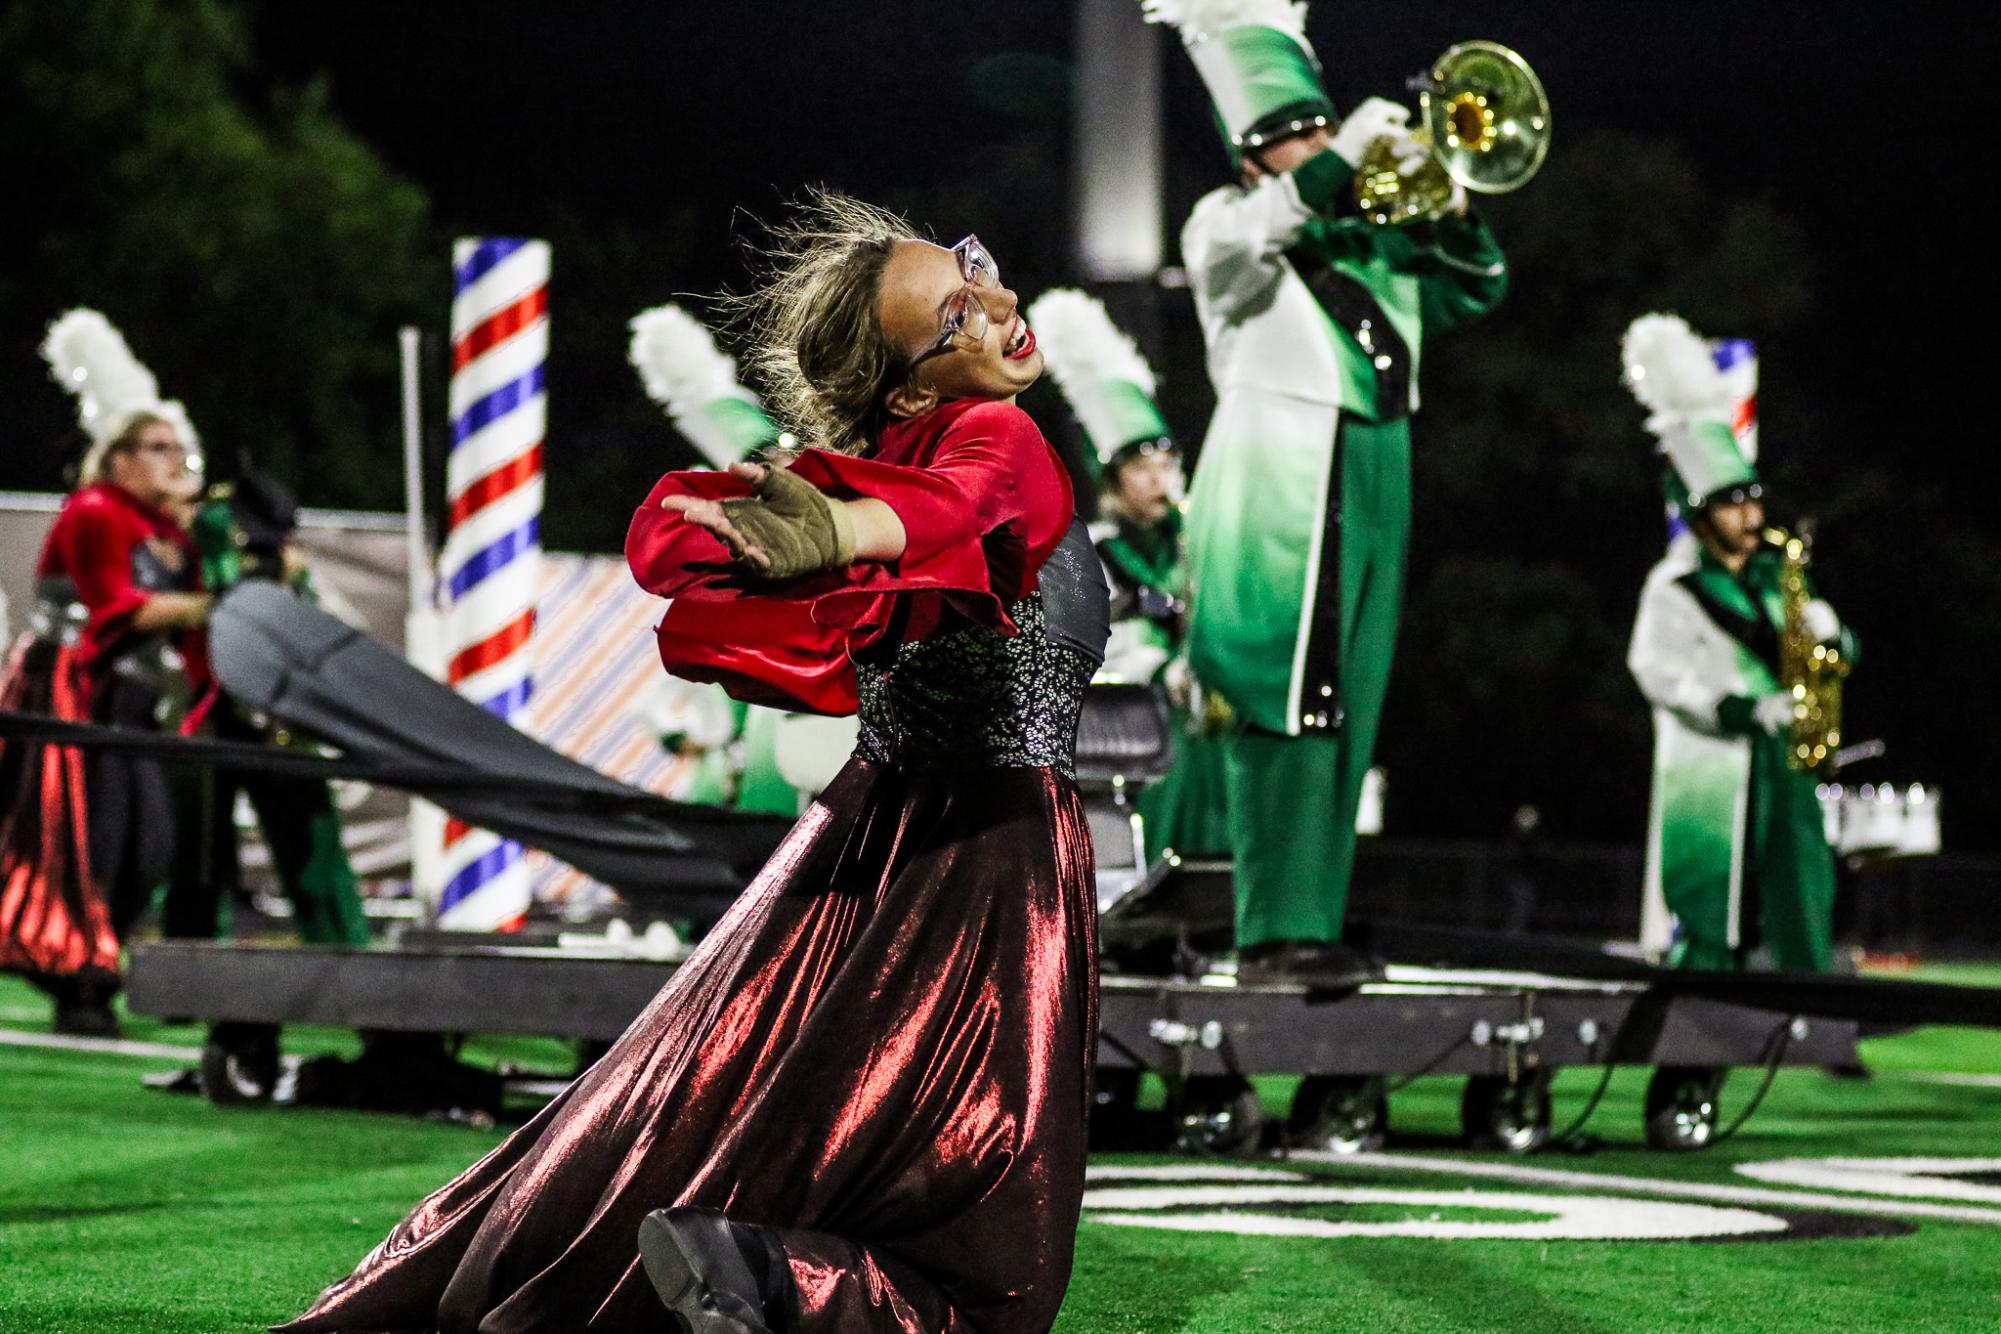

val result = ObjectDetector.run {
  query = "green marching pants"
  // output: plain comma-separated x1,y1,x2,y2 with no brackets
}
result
163,711,370,947
1137,716,1233,860
1228,415,1409,951
1668,735,1835,973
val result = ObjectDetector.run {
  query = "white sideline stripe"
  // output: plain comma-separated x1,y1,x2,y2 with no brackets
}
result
1905,1072,2001,1089
1736,1157,2001,1204
1297,1151,2001,1228
1085,1187,1786,1241
1086,1164,1308,1183
0,1028,198,1061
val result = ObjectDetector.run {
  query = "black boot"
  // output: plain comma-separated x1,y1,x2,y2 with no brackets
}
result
50,977,122,1038
1237,939,1385,991
639,1206,787,1334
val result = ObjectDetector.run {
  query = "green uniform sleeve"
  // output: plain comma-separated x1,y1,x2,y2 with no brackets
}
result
192,499,241,592
1290,148,1355,214
1716,694,1761,737
1411,208,1508,335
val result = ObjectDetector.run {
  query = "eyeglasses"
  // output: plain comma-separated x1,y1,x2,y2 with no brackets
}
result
122,438,190,462
901,235,1002,377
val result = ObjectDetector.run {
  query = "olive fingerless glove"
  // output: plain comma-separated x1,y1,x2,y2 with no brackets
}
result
719,466,857,580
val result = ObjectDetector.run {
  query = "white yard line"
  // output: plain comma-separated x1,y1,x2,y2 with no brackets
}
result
1088,1164,1309,1183
1296,1151,2001,1228
0,1027,199,1061
1901,1071,2001,1089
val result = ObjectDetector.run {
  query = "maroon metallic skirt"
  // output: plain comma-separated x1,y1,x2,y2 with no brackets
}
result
279,759,1098,1334
0,637,119,986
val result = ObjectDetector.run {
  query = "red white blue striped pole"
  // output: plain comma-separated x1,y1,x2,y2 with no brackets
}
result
439,236,549,929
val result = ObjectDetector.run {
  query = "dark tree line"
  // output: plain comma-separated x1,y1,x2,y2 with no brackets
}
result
0,0,433,504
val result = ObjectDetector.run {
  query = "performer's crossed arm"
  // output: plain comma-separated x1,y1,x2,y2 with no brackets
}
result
1628,582,1743,738
1410,211,1510,334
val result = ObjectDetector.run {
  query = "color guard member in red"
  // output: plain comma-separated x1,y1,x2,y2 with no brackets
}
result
281,193,1107,1334
0,410,210,1034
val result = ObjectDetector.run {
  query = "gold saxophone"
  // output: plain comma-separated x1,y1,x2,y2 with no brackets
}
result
1768,527,1850,775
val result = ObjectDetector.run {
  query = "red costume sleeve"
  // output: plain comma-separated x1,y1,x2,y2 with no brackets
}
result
48,491,150,650
625,399,1073,714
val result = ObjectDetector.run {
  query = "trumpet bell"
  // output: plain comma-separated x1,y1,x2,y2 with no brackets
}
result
1354,40,1551,226
1428,41,1550,195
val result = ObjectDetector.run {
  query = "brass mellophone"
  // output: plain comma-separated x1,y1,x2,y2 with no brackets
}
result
1354,41,1552,226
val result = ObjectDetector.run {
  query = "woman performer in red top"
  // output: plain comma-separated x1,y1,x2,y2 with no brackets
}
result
280,192,1107,1334
0,409,210,1034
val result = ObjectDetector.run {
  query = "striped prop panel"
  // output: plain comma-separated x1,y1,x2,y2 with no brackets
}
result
439,236,549,929
518,553,698,907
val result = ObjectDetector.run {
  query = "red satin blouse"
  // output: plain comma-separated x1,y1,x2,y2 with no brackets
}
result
625,397,1073,715
35,481,210,691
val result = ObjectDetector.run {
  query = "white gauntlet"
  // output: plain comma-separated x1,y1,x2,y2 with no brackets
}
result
1329,97,1412,170
1803,598,1840,645
1753,692,1797,737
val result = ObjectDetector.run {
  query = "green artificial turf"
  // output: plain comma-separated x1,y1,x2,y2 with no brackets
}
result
3,972,2001,1332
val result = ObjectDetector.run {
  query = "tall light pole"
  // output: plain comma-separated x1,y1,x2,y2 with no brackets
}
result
1073,0,1164,283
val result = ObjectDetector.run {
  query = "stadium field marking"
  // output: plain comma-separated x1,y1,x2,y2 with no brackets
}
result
1084,1183,1785,1240
0,1004,56,1021
1295,1151,2001,1227
1736,1158,2001,1204
0,1028,199,1061
1086,1165,1310,1183
1903,1071,2001,1089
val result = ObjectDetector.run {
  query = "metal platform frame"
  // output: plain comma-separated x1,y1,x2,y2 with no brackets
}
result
127,940,1855,1153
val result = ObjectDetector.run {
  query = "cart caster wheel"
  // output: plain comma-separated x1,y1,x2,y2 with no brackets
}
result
1644,1065,1726,1151
201,1022,282,1106
1094,1065,1142,1116
1461,1069,1552,1154
1288,1075,1387,1153
1090,1066,1147,1143
1174,1075,1265,1156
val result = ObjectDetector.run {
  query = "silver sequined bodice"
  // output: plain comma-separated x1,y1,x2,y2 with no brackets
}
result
855,590,1097,776
853,518,1109,776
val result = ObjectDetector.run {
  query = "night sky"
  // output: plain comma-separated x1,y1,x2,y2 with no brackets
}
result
234,1,1996,845
3,0,1960,856
252,0,1985,508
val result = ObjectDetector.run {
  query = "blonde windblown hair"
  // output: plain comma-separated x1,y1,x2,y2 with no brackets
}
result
731,189,922,456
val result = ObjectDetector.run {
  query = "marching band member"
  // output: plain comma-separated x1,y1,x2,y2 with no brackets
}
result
1028,288,1230,857
171,465,372,947
1146,0,1508,983
1623,314,1854,972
